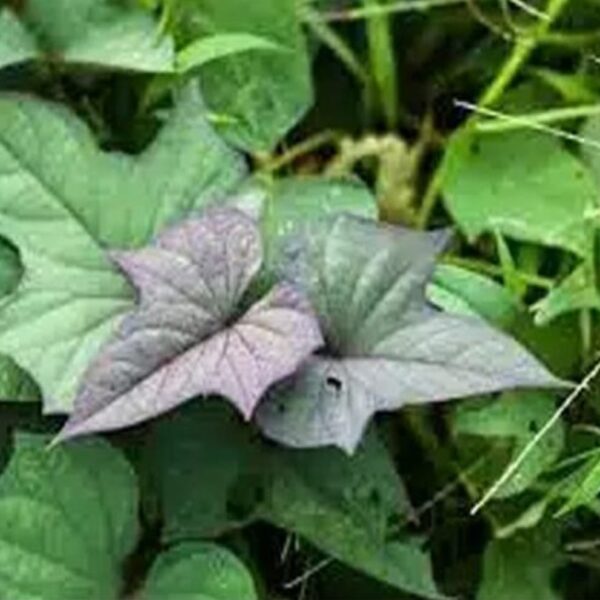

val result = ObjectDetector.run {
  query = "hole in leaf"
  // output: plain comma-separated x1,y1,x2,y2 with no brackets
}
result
528,420,539,433
326,376,342,393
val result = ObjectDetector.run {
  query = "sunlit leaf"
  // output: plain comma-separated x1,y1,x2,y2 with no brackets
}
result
0,0,174,72
0,89,244,413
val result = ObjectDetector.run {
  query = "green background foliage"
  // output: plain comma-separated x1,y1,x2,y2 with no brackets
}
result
1,0,600,598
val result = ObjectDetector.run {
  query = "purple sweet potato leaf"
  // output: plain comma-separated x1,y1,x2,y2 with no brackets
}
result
257,216,565,453
57,209,323,441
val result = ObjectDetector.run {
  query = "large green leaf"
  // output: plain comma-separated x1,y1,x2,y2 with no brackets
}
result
148,401,440,598
0,433,138,600
259,435,445,600
0,0,174,73
0,9,36,71
0,90,245,412
478,527,562,600
442,130,597,257
173,0,312,151
143,542,257,600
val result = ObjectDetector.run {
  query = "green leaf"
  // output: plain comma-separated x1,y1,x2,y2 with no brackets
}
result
454,391,564,498
478,527,562,600
260,434,445,600
533,263,600,325
428,264,521,329
262,176,377,275
177,33,284,73
0,9,37,71
581,115,600,186
147,401,263,541
442,130,597,257
259,216,562,452
173,0,312,151
143,542,257,600
556,450,600,515
0,0,174,73
0,433,138,600
0,90,245,412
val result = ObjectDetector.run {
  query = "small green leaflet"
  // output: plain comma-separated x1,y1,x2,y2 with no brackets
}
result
177,33,284,73
258,215,563,453
0,433,138,600
555,449,600,516
0,89,245,413
143,542,258,600
0,0,174,72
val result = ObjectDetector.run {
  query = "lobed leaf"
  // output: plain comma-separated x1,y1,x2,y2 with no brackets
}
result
0,90,245,413
58,209,323,440
258,216,564,453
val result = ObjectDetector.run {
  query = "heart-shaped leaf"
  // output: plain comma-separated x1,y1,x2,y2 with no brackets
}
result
143,542,258,600
58,209,323,441
258,216,564,453
169,0,312,151
259,433,444,600
0,89,245,413
0,0,174,73
0,433,138,600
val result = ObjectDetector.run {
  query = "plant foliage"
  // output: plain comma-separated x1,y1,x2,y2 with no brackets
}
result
0,0,599,598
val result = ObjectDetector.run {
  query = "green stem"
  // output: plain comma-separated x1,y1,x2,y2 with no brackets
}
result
416,0,572,228
261,130,342,173
364,0,399,128
322,0,469,21
475,103,600,133
302,7,370,85
442,255,554,289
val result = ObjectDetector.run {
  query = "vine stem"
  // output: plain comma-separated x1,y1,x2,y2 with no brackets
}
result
471,358,600,515
416,0,572,228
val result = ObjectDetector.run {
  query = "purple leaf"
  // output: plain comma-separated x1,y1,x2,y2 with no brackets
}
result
56,209,323,441
257,216,565,453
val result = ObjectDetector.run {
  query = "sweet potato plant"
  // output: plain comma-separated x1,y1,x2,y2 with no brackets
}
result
1,0,600,598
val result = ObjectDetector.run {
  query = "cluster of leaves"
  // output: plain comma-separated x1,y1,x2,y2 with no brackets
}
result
2,0,600,598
